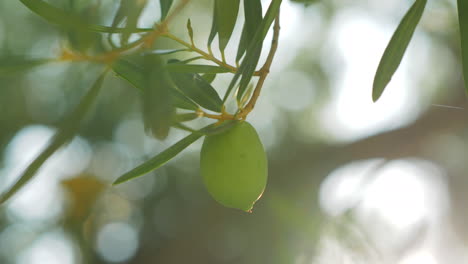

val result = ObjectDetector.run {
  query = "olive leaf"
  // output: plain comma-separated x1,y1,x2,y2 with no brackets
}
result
111,0,148,45
236,0,263,63
152,48,189,55
215,0,241,52
0,57,51,76
372,0,427,102
180,56,204,64
0,70,108,204
166,63,230,74
112,58,199,110
457,0,468,93
224,0,282,102
170,72,223,112
208,0,218,48
19,0,152,33
160,0,174,20
113,121,239,185
173,112,200,123
173,123,197,133
170,88,200,111
202,73,217,84
141,54,176,140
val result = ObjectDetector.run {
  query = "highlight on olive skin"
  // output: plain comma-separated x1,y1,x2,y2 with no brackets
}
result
200,121,268,212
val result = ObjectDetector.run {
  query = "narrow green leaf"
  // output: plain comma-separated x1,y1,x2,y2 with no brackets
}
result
458,0,468,93
236,0,281,100
236,27,249,63
0,71,107,204
372,0,427,102
0,57,51,76
173,112,200,123
166,63,230,74
202,120,239,135
111,0,148,45
110,0,128,29
202,73,217,84
170,88,200,111
113,130,203,185
112,59,145,87
160,0,174,20
173,123,197,133
208,0,218,47
152,48,189,55
180,56,204,64
170,72,223,112
113,121,239,185
141,54,175,140
236,0,263,63
236,46,261,101
19,0,152,33
215,0,241,51
224,0,282,102
112,59,199,110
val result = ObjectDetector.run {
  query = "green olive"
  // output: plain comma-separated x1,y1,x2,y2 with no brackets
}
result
200,121,267,212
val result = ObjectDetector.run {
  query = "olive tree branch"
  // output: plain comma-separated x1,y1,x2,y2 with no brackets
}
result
58,0,192,63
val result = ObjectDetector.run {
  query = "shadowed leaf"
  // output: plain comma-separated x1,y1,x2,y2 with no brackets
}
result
215,0,240,51
236,0,263,63
202,73,217,84
112,59,199,110
166,63,230,74
173,112,199,123
160,0,174,20
170,72,223,112
141,54,175,140
208,0,218,47
19,0,152,33
111,0,148,45
0,70,107,204
152,48,189,55
0,57,51,76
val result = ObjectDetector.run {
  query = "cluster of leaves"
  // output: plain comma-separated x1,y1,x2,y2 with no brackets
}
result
2,0,468,208
0,0,282,205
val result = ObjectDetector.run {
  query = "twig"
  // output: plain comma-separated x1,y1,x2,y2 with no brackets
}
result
162,32,238,73
59,0,193,63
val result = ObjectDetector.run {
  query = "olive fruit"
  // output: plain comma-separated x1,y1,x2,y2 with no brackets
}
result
200,121,267,212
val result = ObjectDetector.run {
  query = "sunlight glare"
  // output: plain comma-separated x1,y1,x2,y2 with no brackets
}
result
17,231,75,264
319,10,421,141
361,160,432,229
399,249,438,264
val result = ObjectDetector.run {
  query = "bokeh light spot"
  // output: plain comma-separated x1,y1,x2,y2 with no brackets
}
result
96,222,139,263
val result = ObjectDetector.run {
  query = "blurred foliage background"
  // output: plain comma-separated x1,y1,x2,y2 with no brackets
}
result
1,0,468,263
